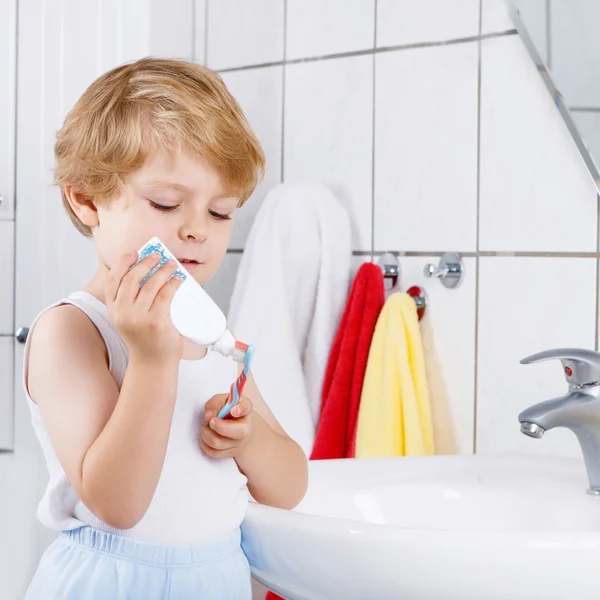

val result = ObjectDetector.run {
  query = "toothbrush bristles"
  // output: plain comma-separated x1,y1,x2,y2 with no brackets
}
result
235,341,249,353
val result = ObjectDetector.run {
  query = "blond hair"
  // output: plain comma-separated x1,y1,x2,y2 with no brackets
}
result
55,57,265,237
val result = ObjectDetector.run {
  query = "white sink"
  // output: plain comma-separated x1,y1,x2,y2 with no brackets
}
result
241,454,600,600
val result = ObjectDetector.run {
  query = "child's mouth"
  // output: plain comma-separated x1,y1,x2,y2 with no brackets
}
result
178,259,201,269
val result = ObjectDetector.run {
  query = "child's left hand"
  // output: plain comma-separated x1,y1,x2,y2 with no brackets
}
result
200,394,254,458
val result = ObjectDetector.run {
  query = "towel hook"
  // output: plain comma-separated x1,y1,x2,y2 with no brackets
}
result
377,253,426,320
378,252,400,291
424,252,464,289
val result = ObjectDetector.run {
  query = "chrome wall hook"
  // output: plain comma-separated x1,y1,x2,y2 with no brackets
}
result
424,252,463,289
377,253,427,319
378,252,400,291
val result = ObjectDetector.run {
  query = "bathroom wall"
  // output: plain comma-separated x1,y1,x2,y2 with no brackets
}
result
528,1,600,171
511,0,600,199
199,0,599,460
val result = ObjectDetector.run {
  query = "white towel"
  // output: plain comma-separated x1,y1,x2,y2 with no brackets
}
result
227,183,352,455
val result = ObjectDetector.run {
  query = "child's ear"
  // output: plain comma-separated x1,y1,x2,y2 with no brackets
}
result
64,187,99,228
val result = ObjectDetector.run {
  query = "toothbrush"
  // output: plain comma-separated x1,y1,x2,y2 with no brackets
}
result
217,342,255,419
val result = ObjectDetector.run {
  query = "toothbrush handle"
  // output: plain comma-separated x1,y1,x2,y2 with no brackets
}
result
217,369,248,418
217,344,255,419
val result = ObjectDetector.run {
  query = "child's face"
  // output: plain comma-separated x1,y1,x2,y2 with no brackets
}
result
94,151,239,286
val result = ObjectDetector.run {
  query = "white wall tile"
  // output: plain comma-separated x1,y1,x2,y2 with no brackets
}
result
284,56,373,251
374,43,478,252
286,0,375,60
515,0,548,64
221,66,283,249
377,0,479,48
150,0,194,59
477,257,597,457
0,221,14,335
194,0,206,64
398,257,476,455
551,1,600,108
352,254,374,279
116,0,152,65
571,112,600,172
206,0,284,70
204,252,242,317
479,36,598,252
481,0,513,35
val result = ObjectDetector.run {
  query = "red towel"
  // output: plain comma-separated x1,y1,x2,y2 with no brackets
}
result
310,262,385,459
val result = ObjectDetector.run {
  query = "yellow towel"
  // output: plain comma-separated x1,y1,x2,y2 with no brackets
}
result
355,292,435,457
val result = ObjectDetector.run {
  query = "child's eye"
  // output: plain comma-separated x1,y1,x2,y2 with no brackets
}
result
149,201,179,212
209,210,232,221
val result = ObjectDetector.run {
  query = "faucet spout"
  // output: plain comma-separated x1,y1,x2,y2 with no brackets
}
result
520,422,545,438
518,392,583,432
518,389,600,492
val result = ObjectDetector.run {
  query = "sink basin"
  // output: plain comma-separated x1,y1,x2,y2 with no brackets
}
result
241,454,600,599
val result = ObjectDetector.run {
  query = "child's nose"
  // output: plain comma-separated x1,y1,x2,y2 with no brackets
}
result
180,211,209,242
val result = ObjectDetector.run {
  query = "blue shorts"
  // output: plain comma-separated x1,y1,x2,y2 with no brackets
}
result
25,526,252,599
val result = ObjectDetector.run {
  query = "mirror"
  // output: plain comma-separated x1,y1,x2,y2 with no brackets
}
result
511,0,600,190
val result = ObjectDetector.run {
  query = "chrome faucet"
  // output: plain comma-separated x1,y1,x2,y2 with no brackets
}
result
519,348,600,495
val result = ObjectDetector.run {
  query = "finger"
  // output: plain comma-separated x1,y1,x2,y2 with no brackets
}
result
200,424,240,450
150,271,184,314
116,253,162,303
136,260,178,310
200,439,237,459
204,395,229,423
106,252,139,303
209,416,250,440
228,395,253,419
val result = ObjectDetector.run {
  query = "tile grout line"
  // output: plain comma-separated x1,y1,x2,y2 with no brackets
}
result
226,249,600,257
216,30,517,74
570,107,600,113
473,0,483,456
370,0,378,255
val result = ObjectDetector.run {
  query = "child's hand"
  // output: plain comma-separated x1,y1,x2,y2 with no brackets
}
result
106,251,183,363
200,394,254,458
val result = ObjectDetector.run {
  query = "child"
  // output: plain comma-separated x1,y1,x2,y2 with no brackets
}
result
23,57,308,599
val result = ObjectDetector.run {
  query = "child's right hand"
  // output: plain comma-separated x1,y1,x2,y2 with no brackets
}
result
106,251,184,362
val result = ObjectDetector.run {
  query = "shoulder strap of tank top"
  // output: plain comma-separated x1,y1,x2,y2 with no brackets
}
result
23,291,129,395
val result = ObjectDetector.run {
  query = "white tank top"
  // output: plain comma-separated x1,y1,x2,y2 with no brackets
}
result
23,291,248,546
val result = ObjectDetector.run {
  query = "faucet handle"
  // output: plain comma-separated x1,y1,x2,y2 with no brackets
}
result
520,348,600,387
